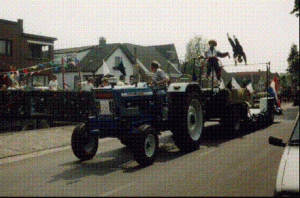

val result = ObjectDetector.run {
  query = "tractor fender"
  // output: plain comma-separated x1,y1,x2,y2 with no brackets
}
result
122,124,160,141
168,82,200,93
167,82,202,104
133,124,161,136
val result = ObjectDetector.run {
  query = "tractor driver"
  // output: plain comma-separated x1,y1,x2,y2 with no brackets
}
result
149,60,170,95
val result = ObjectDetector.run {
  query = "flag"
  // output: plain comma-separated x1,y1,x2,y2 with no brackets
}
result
113,61,126,76
102,60,110,76
70,61,76,66
219,78,225,89
268,75,281,107
232,77,241,89
246,83,254,93
23,68,28,73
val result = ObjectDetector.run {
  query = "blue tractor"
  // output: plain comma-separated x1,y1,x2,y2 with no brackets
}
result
71,78,275,166
71,81,204,166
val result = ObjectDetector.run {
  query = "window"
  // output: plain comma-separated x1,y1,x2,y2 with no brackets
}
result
74,76,79,90
0,39,12,56
42,46,49,59
115,56,122,66
28,43,42,58
28,75,49,86
119,75,125,81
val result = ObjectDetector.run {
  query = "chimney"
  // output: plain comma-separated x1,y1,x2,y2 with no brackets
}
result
99,37,106,47
17,19,23,33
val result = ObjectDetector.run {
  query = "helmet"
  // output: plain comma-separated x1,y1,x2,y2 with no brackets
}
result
208,40,217,46
238,56,243,63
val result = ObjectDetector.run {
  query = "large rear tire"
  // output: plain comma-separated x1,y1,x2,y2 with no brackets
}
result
133,125,159,166
71,123,99,161
171,95,204,152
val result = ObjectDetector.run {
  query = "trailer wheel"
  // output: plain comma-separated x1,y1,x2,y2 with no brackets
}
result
71,123,98,161
133,125,159,166
268,112,275,124
222,103,248,133
172,95,204,152
267,106,275,125
232,104,243,132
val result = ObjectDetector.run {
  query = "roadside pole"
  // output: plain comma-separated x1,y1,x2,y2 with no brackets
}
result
62,57,65,91
78,61,82,92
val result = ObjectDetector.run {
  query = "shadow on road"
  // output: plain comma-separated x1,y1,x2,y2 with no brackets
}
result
199,121,276,147
47,120,279,184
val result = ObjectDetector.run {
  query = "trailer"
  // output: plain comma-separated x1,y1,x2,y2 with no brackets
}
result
0,89,95,131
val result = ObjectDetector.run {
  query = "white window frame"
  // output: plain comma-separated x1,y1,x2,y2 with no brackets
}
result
0,39,12,55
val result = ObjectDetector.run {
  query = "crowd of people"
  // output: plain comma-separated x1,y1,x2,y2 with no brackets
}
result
1,80,29,90
0,76,111,92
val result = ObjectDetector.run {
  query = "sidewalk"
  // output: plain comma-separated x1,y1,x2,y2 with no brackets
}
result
0,102,298,160
0,125,77,159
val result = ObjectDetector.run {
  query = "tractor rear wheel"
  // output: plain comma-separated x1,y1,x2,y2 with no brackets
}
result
171,95,204,152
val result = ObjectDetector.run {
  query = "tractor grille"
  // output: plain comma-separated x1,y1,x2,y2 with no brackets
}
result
95,99,115,116
94,90,115,117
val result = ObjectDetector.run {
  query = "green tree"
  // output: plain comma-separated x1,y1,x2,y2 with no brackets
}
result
185,35,208,61
287,44,299,86
291,0,299,17
182,36,208,78
278,74,292,87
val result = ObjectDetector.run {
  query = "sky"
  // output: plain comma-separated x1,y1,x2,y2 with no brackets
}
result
1,0,299,73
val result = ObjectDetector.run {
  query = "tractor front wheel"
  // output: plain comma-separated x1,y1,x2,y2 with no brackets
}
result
133,125,159,166
71,123,98,161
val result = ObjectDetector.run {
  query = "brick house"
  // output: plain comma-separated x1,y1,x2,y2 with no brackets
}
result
0,19,57,87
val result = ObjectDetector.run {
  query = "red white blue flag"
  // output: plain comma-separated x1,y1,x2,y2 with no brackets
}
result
268,75,281,107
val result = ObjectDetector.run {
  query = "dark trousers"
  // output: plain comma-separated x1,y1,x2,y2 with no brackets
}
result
207,58,221,80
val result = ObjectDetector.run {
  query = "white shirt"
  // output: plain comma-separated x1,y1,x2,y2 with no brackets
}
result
81,81,94,91
7,87,17,90
49,80,59,90
152,68,168,83
205,48,219,58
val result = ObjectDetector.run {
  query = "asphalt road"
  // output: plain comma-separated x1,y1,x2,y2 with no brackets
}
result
0,105,298,196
